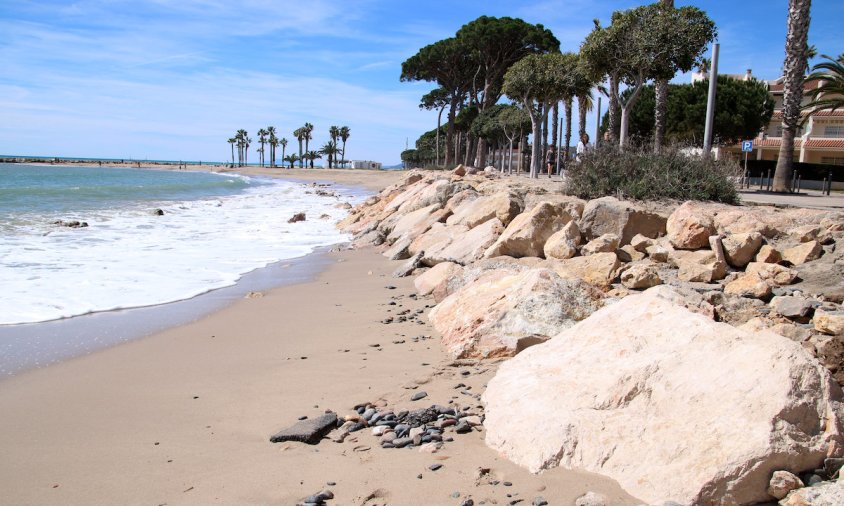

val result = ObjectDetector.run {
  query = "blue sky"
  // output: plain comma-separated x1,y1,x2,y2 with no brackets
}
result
1,1,841,165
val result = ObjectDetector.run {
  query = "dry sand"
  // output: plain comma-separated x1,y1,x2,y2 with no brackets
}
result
0,169,641,505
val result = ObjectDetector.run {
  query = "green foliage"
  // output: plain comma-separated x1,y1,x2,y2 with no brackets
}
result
454,105,479,133
565,143,740,203
470,104,510,142
503,53,579,110
603,76,774,145
803,54,844,117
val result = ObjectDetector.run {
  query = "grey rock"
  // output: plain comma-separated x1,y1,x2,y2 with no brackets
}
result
771,296,815,322
411,391,428,401
393,250,425,278
429,463,443,471
288,212,306,223
270,413,337,444
454,421,471,434
392,437,412,448
532,498,548,506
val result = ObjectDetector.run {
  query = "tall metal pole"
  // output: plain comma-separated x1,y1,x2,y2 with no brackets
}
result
702,43,720,157
594,96,602,147
556,115,563,174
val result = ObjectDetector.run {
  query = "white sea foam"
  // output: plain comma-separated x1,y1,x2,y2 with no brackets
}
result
0,178,364,325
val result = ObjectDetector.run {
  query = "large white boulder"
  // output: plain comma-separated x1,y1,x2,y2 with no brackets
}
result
429,268,603,359
483,286,844,506
579,196,667,246
446,192,523,229
484,201,575,259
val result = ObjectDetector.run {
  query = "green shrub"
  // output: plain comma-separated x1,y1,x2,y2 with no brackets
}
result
565,144,741,203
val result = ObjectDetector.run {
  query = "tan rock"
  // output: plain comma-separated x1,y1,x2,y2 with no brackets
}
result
770,323,813,342
768,470,804,500
667,201,717,250
429,218,504,265
617,244,646,263
575,491,609,506
815,308,844,336
722,232,764,268
783,241,823,265
746,262,799,286
779,479,844,506
446,192,523,229
581,233,620,256
385,203,443,244
790,225,822,243
646,244,670,263
484,201,575,259
579,196,667,245
756,245,783,264
724,273,773,299
429,268,603,359
452,164,466,176
675,250,727,283
482,286,844,506
543,221,581,260
430,257,529,304
548,252,621,288
620,263,662,290
414,262,462,296
630,234,654,253
408,223,454,257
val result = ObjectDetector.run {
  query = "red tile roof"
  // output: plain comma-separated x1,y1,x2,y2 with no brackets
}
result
804,138,844,149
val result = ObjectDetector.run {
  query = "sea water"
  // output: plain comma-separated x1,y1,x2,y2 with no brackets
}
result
0,164,364,326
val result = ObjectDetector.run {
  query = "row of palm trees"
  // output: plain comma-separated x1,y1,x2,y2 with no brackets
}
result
226,125,350,168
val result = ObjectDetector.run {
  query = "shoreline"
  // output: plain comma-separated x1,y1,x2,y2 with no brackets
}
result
0,246,638,505
0,165,407,377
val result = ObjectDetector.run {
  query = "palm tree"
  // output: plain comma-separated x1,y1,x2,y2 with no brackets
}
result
283,154,298,168
562,96,574,168
257,128,268,167
267,126,277,167
280,138,288,165
803,54,844,116
305,150,321,168
329,126,340,149
294,128,305,168
320,141,339,168
236,129,247,166
244,136,252,166
577,91,593,138
773,0,812,192
303,123,314,167
339,126,350,167
227,137,236,167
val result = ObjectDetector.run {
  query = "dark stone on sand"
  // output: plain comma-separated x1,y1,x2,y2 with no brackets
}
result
347,422,366,433
269,413,337,444
461,500,475,506
429,463,442,471
411,391,428,401
532,498,548,506
455,421,472,434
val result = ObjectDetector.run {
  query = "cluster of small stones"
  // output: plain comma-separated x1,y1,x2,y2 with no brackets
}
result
381,290,431,326
339,402,484,451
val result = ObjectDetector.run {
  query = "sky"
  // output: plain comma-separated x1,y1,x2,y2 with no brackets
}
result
1,1,842,166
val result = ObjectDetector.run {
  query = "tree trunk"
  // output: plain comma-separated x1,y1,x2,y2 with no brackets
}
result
608,75,621,143
654,77,669,152
578,95,588,138
564,98,573,168
774,0,812,192
476,138,487,168
542,109,549,159
653,0,674,153
551,103,559,156
619,74,645,147
436,106,444,167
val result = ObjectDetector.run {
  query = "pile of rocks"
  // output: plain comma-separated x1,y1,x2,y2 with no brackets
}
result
339,170,844,378
336,169,844,504
341,402,483,450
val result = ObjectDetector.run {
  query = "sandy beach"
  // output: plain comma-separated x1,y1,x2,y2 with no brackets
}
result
0,169,638,505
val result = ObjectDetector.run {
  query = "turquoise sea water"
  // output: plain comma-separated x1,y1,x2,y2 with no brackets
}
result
0,164,362,326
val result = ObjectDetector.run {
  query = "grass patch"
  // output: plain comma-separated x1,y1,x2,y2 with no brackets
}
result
565,144,741,203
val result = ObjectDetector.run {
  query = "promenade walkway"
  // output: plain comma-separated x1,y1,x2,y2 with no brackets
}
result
739,189,844,210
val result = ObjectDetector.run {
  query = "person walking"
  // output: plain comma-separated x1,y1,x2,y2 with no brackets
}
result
576,133,591,163
545,146,557,178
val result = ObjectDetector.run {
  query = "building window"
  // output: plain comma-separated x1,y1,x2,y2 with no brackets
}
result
821,157,844,165
824,125,844,138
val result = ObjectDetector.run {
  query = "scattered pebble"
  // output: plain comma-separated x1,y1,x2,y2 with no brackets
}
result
429,463,443,471
411,391,428,401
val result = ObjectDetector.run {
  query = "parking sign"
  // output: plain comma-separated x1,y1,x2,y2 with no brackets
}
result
741,140,754,152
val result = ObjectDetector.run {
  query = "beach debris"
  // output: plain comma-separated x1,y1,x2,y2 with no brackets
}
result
53,220,88,228
245,291,263,299
151,208,165,216
288,212,306,223
269,412,337,445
